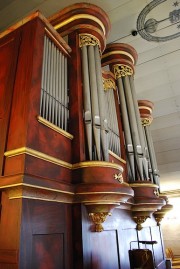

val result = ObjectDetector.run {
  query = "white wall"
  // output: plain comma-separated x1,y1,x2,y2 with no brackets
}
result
161,197,180,256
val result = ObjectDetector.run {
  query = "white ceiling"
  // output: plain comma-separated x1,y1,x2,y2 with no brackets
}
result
0,0,180,193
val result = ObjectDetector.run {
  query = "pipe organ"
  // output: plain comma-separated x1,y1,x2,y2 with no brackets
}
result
0,4,171,269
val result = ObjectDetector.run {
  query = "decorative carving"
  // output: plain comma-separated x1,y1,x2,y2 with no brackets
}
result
141,117,153,126
114,173,124,183
89,212,112,232
79,34,100,48
133,216,149,230
154,216,163,226
103,78,116,90
113,64,133,79
154,189,159,197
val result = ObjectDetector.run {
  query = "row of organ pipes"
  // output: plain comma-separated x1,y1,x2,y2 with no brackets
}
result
39,28,159,185
40,34,69,131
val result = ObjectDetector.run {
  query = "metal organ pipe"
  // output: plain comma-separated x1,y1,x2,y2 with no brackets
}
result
94,45,109,161
40,35,69,132
123,75,144,180
129,76,149,180
144,125,160,185
117,77,135,180
80,35,112,161
81,45,92,160
87,45,101,160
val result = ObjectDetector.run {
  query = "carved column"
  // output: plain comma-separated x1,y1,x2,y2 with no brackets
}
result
102,43,150,182
102,44,165,229
138,100,159,186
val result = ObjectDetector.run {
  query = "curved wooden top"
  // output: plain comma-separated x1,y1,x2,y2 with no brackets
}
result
138,100,154,111
102,43,138,69
138,100,154,125
49,3,111,50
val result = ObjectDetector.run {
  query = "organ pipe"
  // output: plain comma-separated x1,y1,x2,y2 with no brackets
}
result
123,75,144,180
129,76,149,180
40,35,69,132
80,35,110,161
94,45,108,161
117,77,135,180
81,45,93,160
145,126,160,185
87,45,101,160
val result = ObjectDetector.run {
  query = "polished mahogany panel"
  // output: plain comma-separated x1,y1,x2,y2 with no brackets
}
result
19,199,72,269
0,31,20,175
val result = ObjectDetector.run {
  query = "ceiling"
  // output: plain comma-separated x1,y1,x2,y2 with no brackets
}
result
0,0,180,194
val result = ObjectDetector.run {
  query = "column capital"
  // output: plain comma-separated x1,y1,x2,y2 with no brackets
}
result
138,100,154,126
102,71,116,90
49,3,111,52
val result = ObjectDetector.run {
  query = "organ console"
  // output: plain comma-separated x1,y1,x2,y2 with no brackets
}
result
0,3,171,269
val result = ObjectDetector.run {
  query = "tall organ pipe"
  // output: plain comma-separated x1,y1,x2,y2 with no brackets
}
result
123,75,144,180
129,76,149,180
64,56,68,131
61,54,65,129
145,126,160,185
111,90,120,156
117,77,135,180
87,45,101,160
55,47,59,126
58,51,62,128
106,90,113,152
81,45,93,160
94,45,109,161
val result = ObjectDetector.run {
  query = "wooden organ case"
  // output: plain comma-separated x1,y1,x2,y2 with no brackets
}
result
0,4,170,269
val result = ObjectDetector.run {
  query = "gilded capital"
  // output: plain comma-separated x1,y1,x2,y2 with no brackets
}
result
113,64,133,79
141,117,153,126
79,33,100,48
103,78,116,90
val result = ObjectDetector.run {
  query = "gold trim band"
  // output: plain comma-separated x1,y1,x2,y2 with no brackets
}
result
84,202,120,205
138,106,152,113
4,147,72,169
130,183,159,188
0,182,73,195
9,196,73,203
76,190,131,195
4,147,124,171
72,161,123,171
37,116,73,140
54,14,106,35
102,50,135,64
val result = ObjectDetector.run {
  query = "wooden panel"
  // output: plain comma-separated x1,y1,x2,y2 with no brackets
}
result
0,249,18,264
32,234,64,269
0,31,20,175
0,192,21,250
5,19,40,151
19,199,72,269
79,207,166,269
91,231,120,269
68,32,86,163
